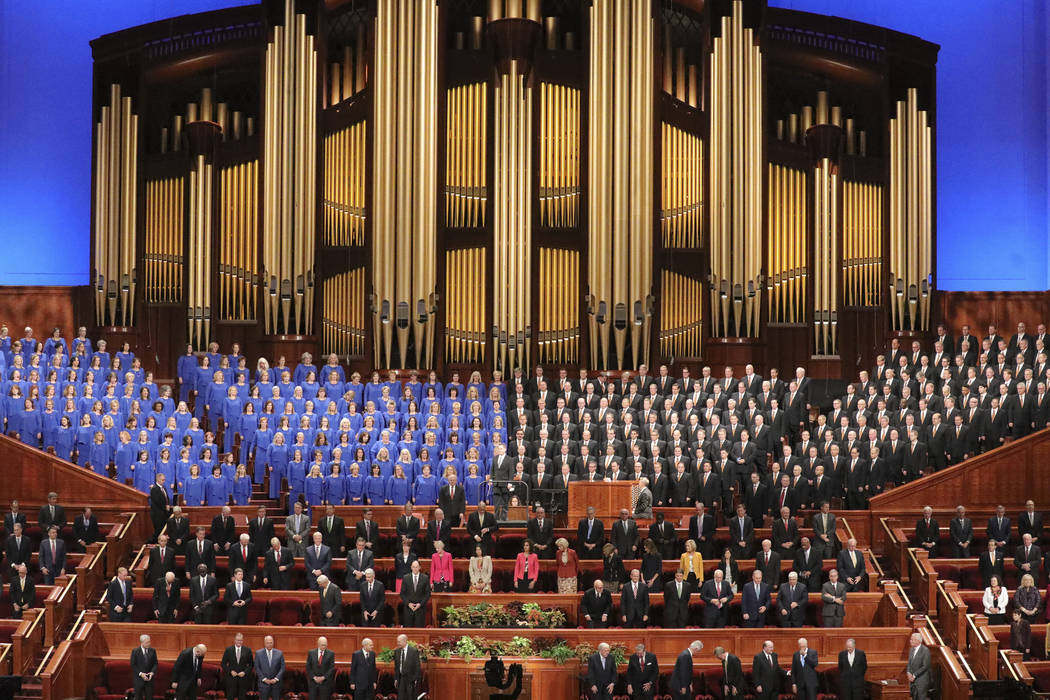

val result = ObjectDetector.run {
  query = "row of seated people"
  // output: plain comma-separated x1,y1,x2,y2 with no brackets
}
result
109,560,859,629
7,319,1049,517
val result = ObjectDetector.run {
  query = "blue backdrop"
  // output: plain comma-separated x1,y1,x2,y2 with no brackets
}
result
0,1,1046,289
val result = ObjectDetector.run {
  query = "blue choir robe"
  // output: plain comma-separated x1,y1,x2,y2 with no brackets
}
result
373,458,394,478
395,460,417,483
303,475,325,508
364,475,388,505
232,475,252,505
266,444,289,499
155,459,176,489
51,425,76,460
87,441,112,476
252,429,273,483
464,474,487,506
183,476,205,506
346,472,367,505
132,460,156,493
114,446,136,482
205,474,230,506
286,459,308,500
175,459,194,490
413,474,440,506
385,476,411,505
323,474,347,505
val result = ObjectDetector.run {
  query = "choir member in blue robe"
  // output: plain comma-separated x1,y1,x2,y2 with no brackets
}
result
252,417,273,484
231,464,252,505
395,449,417,484
205,465,230,506
346,462,366,506
50,415,76,461
266,433,290,499
464,463,487,506
364,464,388,506
303,465,325,510
86,431,111,476
386,464,411,505
286,450,308,503
373,447,394,478
182,465,205,506
324,463,347,505
132,452,156,493
413,464,440,506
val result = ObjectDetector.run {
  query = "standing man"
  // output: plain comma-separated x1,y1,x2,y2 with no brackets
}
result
39,525,66,584
38,493,66,533
106,567,134,622
318,504,346,556
221,632,253,700
587,642,618,700
907,633,930,700
663,569,692,628
393,634,422,700
400,560,430,627
152,571,180,623
838,638,867,700
254,636,285,700
263,537,294,589
224,568,252,625
396,503,421,552
359,569,387,626
620,569,650,628
171,644,207,700
346,537,375,591
466,501,499,555
700,569,731,628
306,636,336,700
821,569,848,627
611,509,640,558
190,564,218,623
626,643,659,700
149,477,171,540
9,564,34,618
285,502,310,557
527,506,555,558
790,638,819,700
742,570,771,628
836,539,866,592
316,575,343,626
777,572,807,628
751,640,780,700
714,646,744,699
305,532,333,590
130,634,157,700
349,638,378,700
670,641,703,699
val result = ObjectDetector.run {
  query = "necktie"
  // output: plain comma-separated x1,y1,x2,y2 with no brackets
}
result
237,581,242,596
51,540,56,560
236,646,240,662
677,582,682,597
766,653,771,666
316,545,320,558
268,650,272,666
199,541,203,555
633,582,637,595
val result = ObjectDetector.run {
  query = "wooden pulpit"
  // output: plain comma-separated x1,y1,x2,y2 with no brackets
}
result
568,480,637,520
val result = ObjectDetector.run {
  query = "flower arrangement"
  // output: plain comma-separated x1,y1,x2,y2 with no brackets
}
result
441,601,567,629
419,635,620,665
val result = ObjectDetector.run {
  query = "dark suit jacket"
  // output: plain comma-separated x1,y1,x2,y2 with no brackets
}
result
210,515,237,550
670,649,694,691
778,582,808,625
304,543,333,588
772,518,800,550
425,519,452,554
756,550,782,584
359,579,386,617
223,579,252,617
130,645,158,688
610,518,639,557
751,651,780,694
147,546,177,583
576,518,606,553
5,535,31,570
72,514,99,547
106,577,133,618
186,538,216,573
393,644,422,683
171,648,202,693
400,573,431,605
263,547,294,589
318,583,343,624
466,511,499,550
987,516,1012,544
626,651,659,690
663,579,692,627
742,581,772,620
978,550,1005,587
221,644,254,676
791,649,819,690
38,504,67,532
317,515,346,554
39,537,66,580
838,649,867,692
10,574,35,609
1015,544,1043,576
228,543,258,581
3,511,27,534
438,485,467,525
527,517,555,550
152,577,180,619
588,653,618,689
247,517,275,552
722,653,744,693
349,649,378,692
306,648,335,687
620,580,650,621
836,548,866,588
580,588,613,624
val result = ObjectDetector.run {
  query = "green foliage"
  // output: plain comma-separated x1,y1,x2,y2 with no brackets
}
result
440,601,567,629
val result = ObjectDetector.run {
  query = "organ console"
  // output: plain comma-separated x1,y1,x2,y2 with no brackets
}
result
87,0,938,379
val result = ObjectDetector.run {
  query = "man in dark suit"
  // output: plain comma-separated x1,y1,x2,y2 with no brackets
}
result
221,633,253,700
255,635,285,700
3,500,27,536
987,505,1012,549
395,503,421,552
581,579,613,628
729,503,755,559
359,569,386,626
306,636,336,700
626,643,659,700
149,478,170,540
186,526,216,578
837,539,866,591
978,540,1005,588
778,572,807,627
425,509,452,555
751,640,781,700
39,525,66,584
949,506,974,558
700,569,731,628
399,560,430,627
349,638,378,700
146,534,177,584
648,513,677,561
670,641,703,699
162,507,189,553
9,563,34,618
229,534,258,585
38,492,66,534
588,643,619,700
106,567,135,621
248,506,276,553
305,532,333,590
354,510,379,551
153,571,180,622
838,638,867,700
263,538,294,590
620,568,650,628
5,522,31,573
715,646,744,699
1018,500,1044,541
190,563,219,623
663,569,692,628
756,540,782,586
742,570,772,628
791,638,819,700
209,506,237,554
610,509,640,558
577,506,606,559
913,507,940,557
393,634,422,700
689,503,716,559
794,538,822,592
130,633,158,700
438,475,467,526
1016,533,1042,580
316,575,343,627
526,507,555,558
345,537,375,591
466,501,499,555
72,507,99,552
772,507,800,554
170,644,206,699
224,568,252,624
317,505,346,556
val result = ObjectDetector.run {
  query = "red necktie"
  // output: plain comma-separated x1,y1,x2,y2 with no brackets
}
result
243,546,248,560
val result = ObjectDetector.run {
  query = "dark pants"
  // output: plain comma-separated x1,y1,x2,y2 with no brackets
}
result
193,606,213,624
401,604,425,627
515,579,533,593
132,678,153,700
397,677,419,700
308,679,333,700
227,608,246,625
225,675,250,700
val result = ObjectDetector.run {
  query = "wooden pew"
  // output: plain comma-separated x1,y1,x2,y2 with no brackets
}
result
965,613,1000,681
935,579,968,649
74,542,107,611
43,575,77,646
11,607,45,675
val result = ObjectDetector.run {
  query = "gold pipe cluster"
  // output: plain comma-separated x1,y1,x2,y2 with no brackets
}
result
709,0,763,338
661,26,699,107
492,63,533,373
588,0,654,370
322,268,366,357
659,270,702,360
328,22,367,107
159,87,252,152
445,82,487,229
843,180,882,307
218,160,259,321
538,247,580,364
187,155,214,349
144,177,184,304
889,88,933,331
373,0,438,368
444,247,487,364
323,120,367,246
93,83,138,327
812,158,839,355
263,0,317,336
660,122,702,248
767,164,808,323
538,82,580,228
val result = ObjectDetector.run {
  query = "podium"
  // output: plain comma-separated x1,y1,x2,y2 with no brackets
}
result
568,481,637,520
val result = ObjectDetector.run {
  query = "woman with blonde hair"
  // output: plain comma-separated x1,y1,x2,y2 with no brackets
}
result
602,542,627,593
679,539,704,588
555,537,579,594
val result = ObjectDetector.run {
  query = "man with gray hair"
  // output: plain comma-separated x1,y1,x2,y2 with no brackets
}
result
360,568,386,626
906,632,930,700
634,477,653,519
255,635,284,699
791,637,819,700
130,634,157,700
349,637,378,700
626,642,658,700
587,642,617,700
393,634,422,700
670,641,703,698
714,646,743,698
306,636,335,699
171,644,207,699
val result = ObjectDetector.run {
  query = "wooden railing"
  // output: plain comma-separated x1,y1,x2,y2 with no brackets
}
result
106,512,146,578
11,607,45,674
0,643,11,676
43,574,77,646
999,649,1032,687
75,542,107,610
965,613,999,681
876,580,912,627
936,579,968,648
38,610,93,700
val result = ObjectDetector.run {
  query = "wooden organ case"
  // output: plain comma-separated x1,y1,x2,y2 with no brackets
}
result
87,0,937,380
